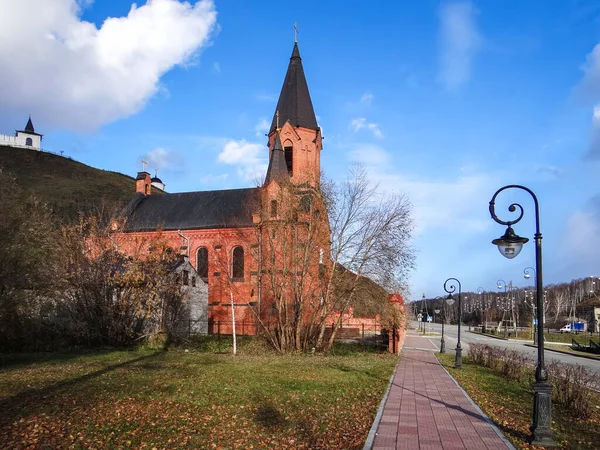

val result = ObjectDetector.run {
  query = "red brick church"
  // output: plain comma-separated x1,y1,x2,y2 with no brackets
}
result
115,42,330,332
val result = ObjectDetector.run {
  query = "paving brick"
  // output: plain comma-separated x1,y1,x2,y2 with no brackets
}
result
368,339,512,450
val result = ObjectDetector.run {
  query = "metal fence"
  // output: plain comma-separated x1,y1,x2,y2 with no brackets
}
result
204,320,384,340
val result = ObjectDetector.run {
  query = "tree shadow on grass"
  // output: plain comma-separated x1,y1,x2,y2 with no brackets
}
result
0,348,117,369
252,400,319,448
0,351,163,428
392,384,529,444
255,404,286,427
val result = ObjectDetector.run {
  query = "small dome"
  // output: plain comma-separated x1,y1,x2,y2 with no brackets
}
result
151,176,163,183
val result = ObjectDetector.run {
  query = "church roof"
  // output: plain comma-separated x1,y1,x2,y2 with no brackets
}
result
17,116,43,136
269,42,318,133
264,133,290,185
122,187,261,232
25,117,35,133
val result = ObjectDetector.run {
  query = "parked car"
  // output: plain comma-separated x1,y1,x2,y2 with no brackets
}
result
560,322,585,333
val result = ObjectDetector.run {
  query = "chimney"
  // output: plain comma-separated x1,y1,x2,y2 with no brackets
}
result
136,171,151,195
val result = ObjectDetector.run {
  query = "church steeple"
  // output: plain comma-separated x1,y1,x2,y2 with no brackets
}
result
264,132,289,185
269,42,318,134
24,116,35,133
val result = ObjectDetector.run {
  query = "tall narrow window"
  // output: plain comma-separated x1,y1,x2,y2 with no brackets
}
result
25,137,32,146
196,247,208,282
232,246,244,281
300,195,312,212
284,146,293,175
270,200,278,218
182,270,189,286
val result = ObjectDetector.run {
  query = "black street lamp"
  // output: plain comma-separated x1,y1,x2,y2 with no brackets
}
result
477,287,485,333
444,278,462,369
420,293,426,332
441,295,454,354
497,279,509,338
524,267,537,344
489,184,555,446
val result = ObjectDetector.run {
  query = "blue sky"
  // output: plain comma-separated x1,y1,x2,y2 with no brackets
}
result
1,0,600,300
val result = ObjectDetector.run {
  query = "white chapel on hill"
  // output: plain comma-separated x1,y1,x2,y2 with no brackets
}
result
0,116,42,150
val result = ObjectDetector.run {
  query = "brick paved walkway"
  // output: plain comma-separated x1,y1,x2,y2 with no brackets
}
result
368,335,514,450
402,333,438,351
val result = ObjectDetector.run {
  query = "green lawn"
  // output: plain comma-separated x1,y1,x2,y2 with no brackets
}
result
437,353,600,449
473,329,600,344
0,344,396,449
545,344,600,360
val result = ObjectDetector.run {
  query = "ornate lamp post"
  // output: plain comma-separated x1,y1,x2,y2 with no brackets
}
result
444,278,462,369
489,184,555,446
497,279,509,338
477,287,485,332
524,267,537,344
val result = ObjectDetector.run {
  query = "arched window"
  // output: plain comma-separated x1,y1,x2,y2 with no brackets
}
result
196,246,208,282
232,246,244,281
284,146,293,175
270,200,278,218
300,195,312,212
25,137,32,146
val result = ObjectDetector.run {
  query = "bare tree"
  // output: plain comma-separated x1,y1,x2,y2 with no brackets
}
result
55,217,186,347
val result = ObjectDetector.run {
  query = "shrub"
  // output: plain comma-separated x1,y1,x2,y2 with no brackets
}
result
547,360,596,419
469,346,597,420
467,344,530,381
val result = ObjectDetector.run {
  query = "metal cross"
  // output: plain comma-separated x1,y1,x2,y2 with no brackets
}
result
141,158,148,172
294,23,299,42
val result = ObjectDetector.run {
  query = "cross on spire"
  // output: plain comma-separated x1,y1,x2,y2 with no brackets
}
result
276,110,280,130
141,158,148,172
294,23,299,43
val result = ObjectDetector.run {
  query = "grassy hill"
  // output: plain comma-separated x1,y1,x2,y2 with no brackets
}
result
0,145,137,222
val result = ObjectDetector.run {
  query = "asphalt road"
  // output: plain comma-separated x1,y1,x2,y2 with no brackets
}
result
411,321,600,377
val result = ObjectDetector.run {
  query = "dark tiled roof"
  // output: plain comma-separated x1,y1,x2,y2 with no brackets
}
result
17,116,43,136
264,133,289,185
269,42,318,133
123,187,261,232
25,117,35,133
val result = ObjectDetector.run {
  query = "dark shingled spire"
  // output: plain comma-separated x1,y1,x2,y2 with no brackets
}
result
24,116,35,133
269,42,318,133
264,133,290,184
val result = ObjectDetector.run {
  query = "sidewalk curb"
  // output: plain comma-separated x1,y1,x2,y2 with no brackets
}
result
524,343,600,361
468,331,509,341
362,358,399,450
436,356,517,450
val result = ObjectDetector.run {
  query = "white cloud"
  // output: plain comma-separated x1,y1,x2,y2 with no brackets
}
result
350,118,383,139
145,147,185,172
218,139,267,182
0,0,217,131
360,92,374,105
586,105,600,159
566,211,599,258
576,45,600,103
348,144,391,166
353,165,499,234
201,173,229,184
254,117,269,137
438,1,481,89
535,164,563,180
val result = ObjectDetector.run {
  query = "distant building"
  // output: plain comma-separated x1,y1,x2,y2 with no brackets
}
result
0,116,43,150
